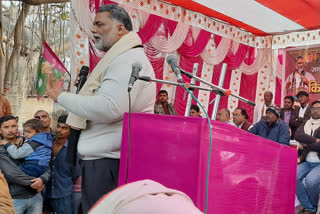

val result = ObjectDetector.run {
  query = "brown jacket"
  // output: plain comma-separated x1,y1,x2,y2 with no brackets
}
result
154,102,177,115
0,95,12,117
289,105,311,139
0,171,14,214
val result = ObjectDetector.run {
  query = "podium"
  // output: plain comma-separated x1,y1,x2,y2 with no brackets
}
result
119,113,297,213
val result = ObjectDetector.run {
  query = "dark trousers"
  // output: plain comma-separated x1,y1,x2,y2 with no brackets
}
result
80,158,119,213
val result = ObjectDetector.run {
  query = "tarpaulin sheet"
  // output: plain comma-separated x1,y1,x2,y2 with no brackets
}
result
119,113,297,213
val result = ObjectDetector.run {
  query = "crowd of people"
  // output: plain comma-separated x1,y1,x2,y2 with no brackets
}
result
0,3,319,214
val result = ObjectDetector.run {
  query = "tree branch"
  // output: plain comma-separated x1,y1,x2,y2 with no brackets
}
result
17,0,69,5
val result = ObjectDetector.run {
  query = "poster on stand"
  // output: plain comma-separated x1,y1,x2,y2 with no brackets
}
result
283,45,320,104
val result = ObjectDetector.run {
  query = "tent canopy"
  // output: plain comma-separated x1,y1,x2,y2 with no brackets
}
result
163,0,320,36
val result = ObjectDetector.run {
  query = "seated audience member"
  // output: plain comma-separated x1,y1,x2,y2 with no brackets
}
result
290,91,311,139
43,115,81,214
232,108,252,131
154,90,177,115
0,170,14,214
253,91,274,124
0,119,52,177
0,115,50,214
217,108,233,125
249,105,290,146
280,96,294,127
295,101,320,214
189,105,201,117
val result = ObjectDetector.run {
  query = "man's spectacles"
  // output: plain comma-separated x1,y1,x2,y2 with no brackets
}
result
311,107,320,111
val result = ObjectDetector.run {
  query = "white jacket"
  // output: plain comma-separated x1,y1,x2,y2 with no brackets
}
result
57,48,156,160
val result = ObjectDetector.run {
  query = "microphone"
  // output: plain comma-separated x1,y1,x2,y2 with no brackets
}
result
166,55,183,82
76,66,89,94
128,63,142,92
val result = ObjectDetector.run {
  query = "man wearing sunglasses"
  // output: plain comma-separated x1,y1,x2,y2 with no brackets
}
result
295,100,320,214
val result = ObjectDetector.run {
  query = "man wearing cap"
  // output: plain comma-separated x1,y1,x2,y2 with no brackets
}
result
249,105,290,146
290,91,312,139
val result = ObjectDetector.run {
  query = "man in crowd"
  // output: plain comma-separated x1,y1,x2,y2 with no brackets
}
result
45,4,156,212
217,108,233,125
43,115,80,214
253,91,274,124
280,96,294,127
34,110,52,134
189,105,201,117
285,56,315,96
154,90,177,115
290,91,311,139
0,115,50,214
249,105,290,146
0,94,12,117
232,107,252,131
295,101,320,214
0,171,14,214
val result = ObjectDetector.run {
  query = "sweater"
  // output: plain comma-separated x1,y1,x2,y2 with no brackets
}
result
249,119,290,146
57,48,156,160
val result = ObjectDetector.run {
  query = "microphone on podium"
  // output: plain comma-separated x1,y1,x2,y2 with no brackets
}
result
128,63,142,92
76,66,89,94
166,55,183,82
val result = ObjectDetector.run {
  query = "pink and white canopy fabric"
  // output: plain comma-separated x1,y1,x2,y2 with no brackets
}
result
163,0,320,36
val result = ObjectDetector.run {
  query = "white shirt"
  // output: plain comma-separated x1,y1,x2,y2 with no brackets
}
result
299,104,309,118
253,103,273,124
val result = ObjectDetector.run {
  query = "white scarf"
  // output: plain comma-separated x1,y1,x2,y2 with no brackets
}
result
305,118,320,163
66,32,142,129
304,118,320,136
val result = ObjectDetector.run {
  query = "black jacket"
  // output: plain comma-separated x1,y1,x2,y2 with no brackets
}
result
295,120,320,162
0,146,51,199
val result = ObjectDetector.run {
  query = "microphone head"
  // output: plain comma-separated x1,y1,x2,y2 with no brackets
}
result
79,66,89,77
166,54,178,65
132,63,142,71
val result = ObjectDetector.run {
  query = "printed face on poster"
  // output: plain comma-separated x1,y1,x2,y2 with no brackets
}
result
283,45,320,104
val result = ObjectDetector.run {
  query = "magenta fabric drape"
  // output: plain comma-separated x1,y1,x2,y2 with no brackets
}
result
238,73,258,123
207,63,233,117
120,113,297,213
138,15,163,44
174,55,203,115
223,44,250,70
177,30,211,57
275,77,282,107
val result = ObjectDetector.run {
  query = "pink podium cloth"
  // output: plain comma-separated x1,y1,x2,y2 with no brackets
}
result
119,113,297,213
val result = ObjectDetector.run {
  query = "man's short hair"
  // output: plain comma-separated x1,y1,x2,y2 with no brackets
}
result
34,110,49,116
235,107,249,120
0,115,17,127
58,115,68,124
311,100,320,107
190,105,200,112
296,56,303,61
97,4,133,31
158,90,168,96
284,96,294,103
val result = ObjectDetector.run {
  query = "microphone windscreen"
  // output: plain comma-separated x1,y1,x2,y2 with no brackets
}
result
224,89,232,96
166,54,178,64
79,66,89,76
132,63,142,71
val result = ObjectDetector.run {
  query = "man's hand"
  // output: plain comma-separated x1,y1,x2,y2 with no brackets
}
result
315,139,320,143
302,76,309,85
30,178,44,192
14,137,24,147
0,140,9,146
45,65,63,102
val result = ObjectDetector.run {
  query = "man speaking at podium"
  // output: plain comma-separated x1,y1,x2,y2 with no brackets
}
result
44,4,156,212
